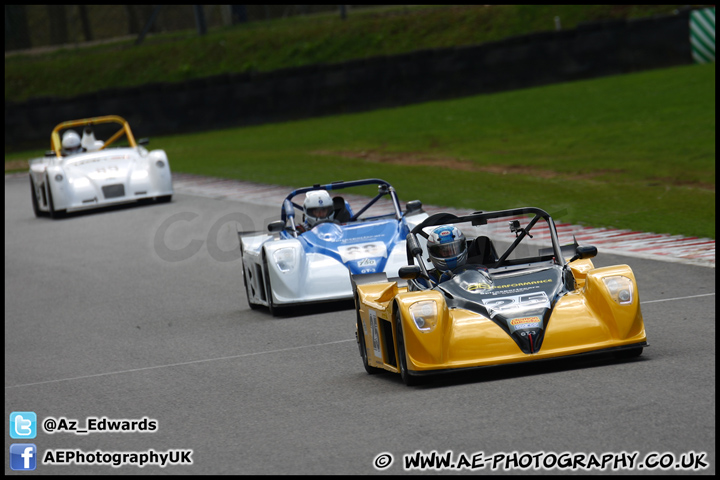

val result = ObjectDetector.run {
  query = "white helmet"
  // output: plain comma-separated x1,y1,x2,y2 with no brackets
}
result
81,126,103,151
62,130,81,152
303,190,334,227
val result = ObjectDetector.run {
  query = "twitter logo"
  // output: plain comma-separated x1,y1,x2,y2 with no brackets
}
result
10,412,37,439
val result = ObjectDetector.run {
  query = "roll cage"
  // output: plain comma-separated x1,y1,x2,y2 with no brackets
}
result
280,178,405,225
50,115,137,158
407,207,568,270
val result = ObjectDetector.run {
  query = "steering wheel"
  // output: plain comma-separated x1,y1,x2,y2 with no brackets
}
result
313,218,340,226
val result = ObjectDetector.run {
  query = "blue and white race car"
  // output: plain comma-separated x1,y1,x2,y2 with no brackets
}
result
239,179,429,314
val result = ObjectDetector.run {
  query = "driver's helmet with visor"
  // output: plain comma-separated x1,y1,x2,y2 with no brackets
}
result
61,130,82,153
427,225,467,271
303,190,334,227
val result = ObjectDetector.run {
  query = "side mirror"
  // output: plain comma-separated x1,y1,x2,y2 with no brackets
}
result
471,215,487,226
138,138,150,146
398,265,421,280
268,220,285,233
405,200,422,213
569,245,597,262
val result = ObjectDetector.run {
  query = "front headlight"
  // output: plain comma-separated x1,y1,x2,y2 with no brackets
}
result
409,301,438,332
132,170,149,180
71,177,90,188
273,248,296,273
603,275,634,305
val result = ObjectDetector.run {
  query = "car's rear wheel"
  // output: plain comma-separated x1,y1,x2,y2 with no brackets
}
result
394,305,422,386
29,175,46,217
156,195,172,203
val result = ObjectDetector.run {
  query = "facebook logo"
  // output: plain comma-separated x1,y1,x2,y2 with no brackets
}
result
9,411,37,439
10,444,37,471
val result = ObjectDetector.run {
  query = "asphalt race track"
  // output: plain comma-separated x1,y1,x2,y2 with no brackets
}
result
4,174,716,475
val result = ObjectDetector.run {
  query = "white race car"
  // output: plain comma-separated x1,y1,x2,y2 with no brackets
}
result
28,115,173,218
239,179,430,315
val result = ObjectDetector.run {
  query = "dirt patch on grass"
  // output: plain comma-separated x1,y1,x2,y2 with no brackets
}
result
646,177,715,191
314,149,595,181
4,160,27,172
313,149,558,177
312,150,715,191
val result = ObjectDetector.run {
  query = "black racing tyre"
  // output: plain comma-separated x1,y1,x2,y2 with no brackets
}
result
241,245,260,310
243,265,260,310
394,304,422,386
614,347,643,360
45,174,66,219
156,195,172,203
357,313,383,375
29,175,46,217
262,251,277,316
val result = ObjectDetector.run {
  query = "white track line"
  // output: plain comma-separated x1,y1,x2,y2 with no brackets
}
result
642,293,715,304
5,339,355,389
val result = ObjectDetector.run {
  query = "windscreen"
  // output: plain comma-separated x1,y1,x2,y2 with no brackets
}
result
458,213,558,266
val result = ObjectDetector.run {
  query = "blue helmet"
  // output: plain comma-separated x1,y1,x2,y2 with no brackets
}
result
427,225,467,271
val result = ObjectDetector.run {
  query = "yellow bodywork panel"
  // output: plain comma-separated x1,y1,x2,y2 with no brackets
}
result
355,282,402,372
568,258,594,288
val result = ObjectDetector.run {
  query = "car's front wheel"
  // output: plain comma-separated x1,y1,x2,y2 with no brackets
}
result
240,245,260,310
394,304,422,386
45,174,66,219
262,251,277,316
357,313,383,375
29,175,46,217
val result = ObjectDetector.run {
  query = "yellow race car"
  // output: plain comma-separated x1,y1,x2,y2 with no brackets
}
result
352,207,648,385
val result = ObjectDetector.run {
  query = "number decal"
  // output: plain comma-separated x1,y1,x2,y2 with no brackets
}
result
482,292,550,314
338,242,387,262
